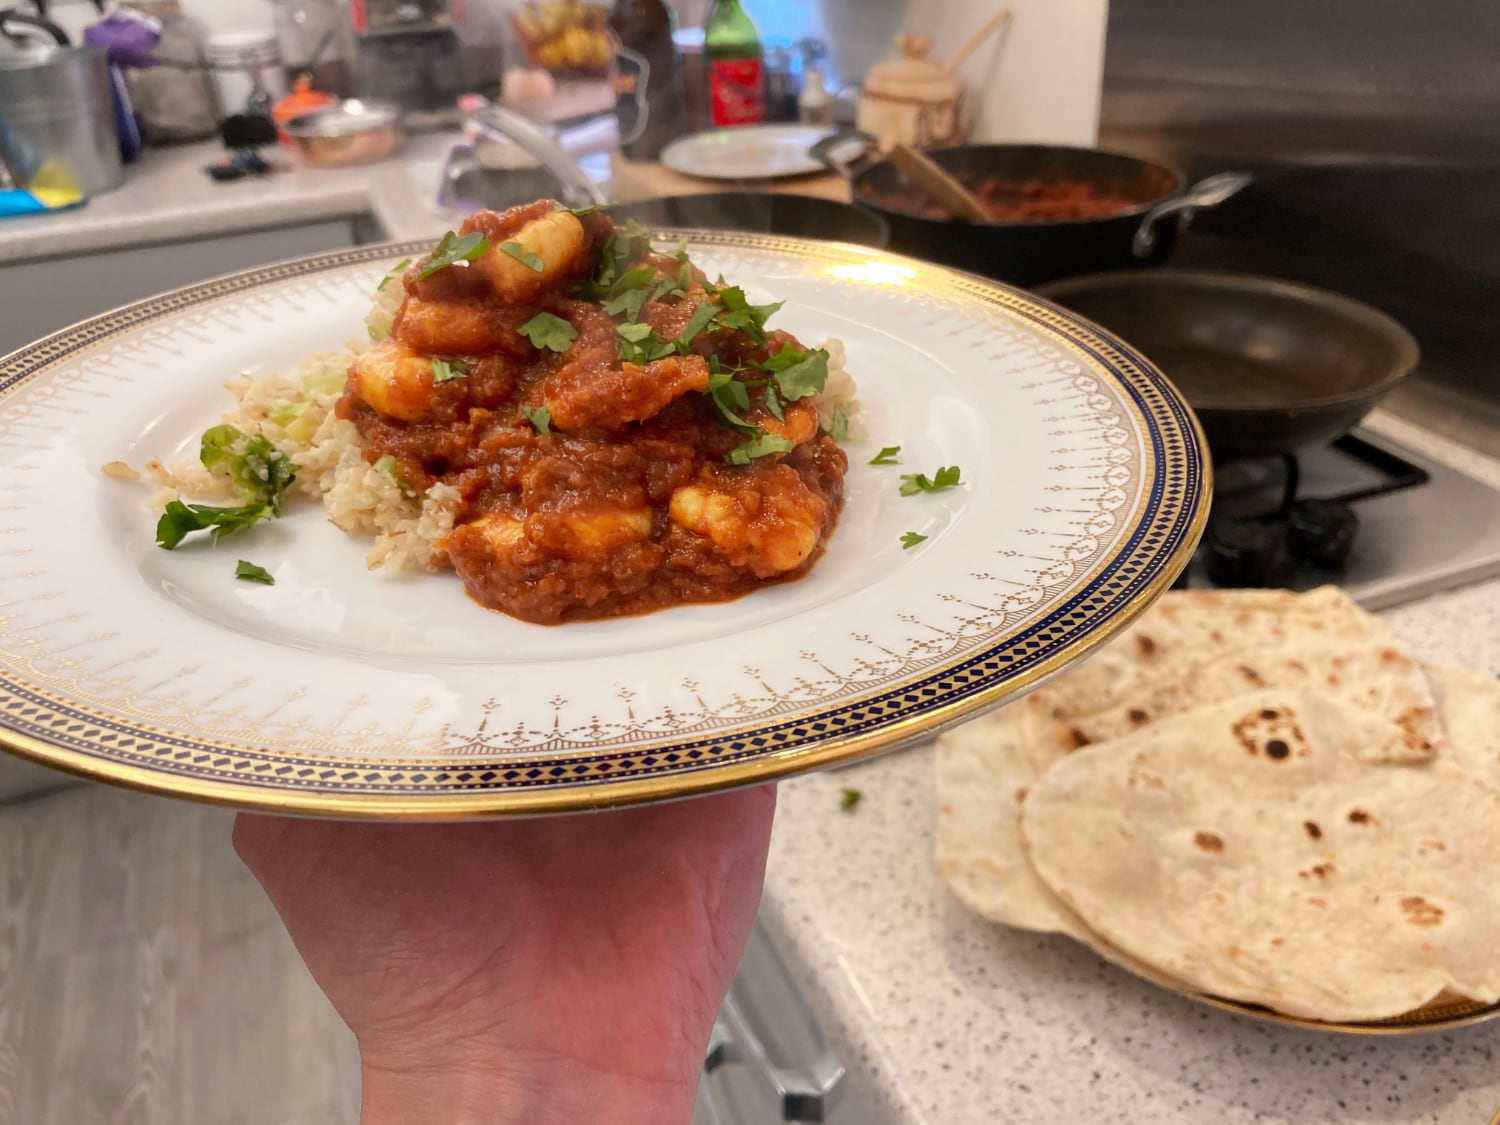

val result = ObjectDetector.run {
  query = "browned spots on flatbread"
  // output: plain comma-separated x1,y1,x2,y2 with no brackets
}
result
1265,739,1291,760
1259,708,1279,720
1417,839,1447,857
1194,831,1225,853
1297,863,1333,880
1210,892,1227,905
1306,896,1327,907
1066,727,1091,751
1210,629,1224,643
1400,895,1445,928
1227,945,1242,960
1013,787,1028,806
1304,820,1323,839
1127,708,1150,725
1349,808,1376,825
1134,633,1158,659
1379,647,1406,667
1270,937,1285,948
1239,666,1265,686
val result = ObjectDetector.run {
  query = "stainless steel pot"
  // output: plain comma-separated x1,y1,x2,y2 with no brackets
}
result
0,27,123,197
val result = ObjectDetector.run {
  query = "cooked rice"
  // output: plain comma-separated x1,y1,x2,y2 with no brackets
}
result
148,265,858,574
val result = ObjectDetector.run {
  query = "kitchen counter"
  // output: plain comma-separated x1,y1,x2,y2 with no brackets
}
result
0,134,462,265
758,411,1500,1125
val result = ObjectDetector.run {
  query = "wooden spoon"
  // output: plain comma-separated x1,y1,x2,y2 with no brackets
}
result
945,6,1014,74
889,143,991,223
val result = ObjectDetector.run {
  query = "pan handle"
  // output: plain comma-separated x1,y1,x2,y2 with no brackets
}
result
1133,170,1252,258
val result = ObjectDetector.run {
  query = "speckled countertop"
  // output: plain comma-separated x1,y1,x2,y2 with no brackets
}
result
0,134,462,264
762,411,1500,1125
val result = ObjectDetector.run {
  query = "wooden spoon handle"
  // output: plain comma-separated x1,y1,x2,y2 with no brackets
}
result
946,6,1014,73
889,143,991,223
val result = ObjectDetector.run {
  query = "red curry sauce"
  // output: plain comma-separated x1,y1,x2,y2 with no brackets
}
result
336,200,848,625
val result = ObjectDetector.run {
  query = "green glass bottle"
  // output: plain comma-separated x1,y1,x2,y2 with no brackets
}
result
704,0,764,126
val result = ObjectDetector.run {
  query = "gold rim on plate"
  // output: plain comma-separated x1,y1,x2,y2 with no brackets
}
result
0,233,1211,818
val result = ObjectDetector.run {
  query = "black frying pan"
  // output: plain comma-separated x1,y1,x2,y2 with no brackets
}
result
1036,270,1420,463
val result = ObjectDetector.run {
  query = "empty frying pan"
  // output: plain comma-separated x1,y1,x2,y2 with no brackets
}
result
1035,270,1420,463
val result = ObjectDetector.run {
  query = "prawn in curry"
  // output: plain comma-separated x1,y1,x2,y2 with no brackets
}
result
337,201,850,625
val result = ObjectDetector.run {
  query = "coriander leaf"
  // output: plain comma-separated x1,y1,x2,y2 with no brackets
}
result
617,321,670,364
900,531,928,550
673,301,721,353
568,203,606,216
715,286,784,342
500,240,545,272
372,454,413,493
235,560,276,585
651,274,683,303
899,465,964,497
677,260,694,291
725,432,794,465
611,265,657,295
199,424,295,510
617,321,656,343
155,499,274,550
518,311,579,352
763,385,786,422
430,357,470,383
377,257,413,290
523,405,552,435
839,788,862,813
620,217,652,244
869,445,902,465
602,288,649,322
416,231,489,281
767,347,828,401
828,409,849,443
670,234,691,262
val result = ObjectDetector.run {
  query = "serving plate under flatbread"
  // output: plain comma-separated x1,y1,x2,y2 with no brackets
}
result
0,233,1206,818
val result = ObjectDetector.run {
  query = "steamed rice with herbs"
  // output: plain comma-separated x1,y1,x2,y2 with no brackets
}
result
144,203,862,621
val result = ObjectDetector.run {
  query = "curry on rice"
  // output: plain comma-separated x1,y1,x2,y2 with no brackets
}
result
151,201,854,625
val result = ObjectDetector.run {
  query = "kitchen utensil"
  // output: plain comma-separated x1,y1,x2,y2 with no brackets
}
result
855,34,963,152
659,124,837,181
818,138,1250,287
1036,270,1420,463
284,98,404,166
604,192,890,247
0,13,123,196
0,234,1207,817
887,142,988,222
206,29,286,118
943,5,1013,74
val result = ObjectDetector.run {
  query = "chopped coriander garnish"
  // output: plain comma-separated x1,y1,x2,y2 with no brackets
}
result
672,301,721,353
715,286,783,343
523,405,553,435
900,531,928,550
235,560,275,585
725,432,793,465
603,287,649,322
377,258,413,290
899,466,964,496
617,321,673,365
156,500,275,550
670,234,691,262
518,312,579,352
839,787,862,812
500,240,545,272
705,369,757,432
200,425,295,508
416,231,489,281
430,357,470,383
567,202,606,216
828,410,849,443
372,454,413,494
869,446,902,465
763,385,786,422
761,346,828,401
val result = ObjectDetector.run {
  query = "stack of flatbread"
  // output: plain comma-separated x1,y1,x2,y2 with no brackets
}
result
935,586,1500,1023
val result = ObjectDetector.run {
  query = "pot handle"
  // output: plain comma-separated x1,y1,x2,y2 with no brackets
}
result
1132,170,1252,258
0,10,72,45
810,128,881,182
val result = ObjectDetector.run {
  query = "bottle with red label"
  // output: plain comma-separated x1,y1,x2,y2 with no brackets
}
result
705,0,764,126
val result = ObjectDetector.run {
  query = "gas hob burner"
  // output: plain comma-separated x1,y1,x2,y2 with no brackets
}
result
1178,429,1500,608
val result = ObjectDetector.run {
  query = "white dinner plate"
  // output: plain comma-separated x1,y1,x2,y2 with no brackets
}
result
660,124,835,180
0,232,1208,818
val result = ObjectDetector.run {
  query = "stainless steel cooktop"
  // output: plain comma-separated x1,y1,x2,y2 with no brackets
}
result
1183,428,1500,609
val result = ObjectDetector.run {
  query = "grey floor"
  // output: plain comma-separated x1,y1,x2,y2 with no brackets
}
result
0,782,360,1125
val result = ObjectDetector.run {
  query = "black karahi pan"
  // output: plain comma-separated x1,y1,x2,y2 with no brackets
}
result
604,192,890,248
1036,270,1420,464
